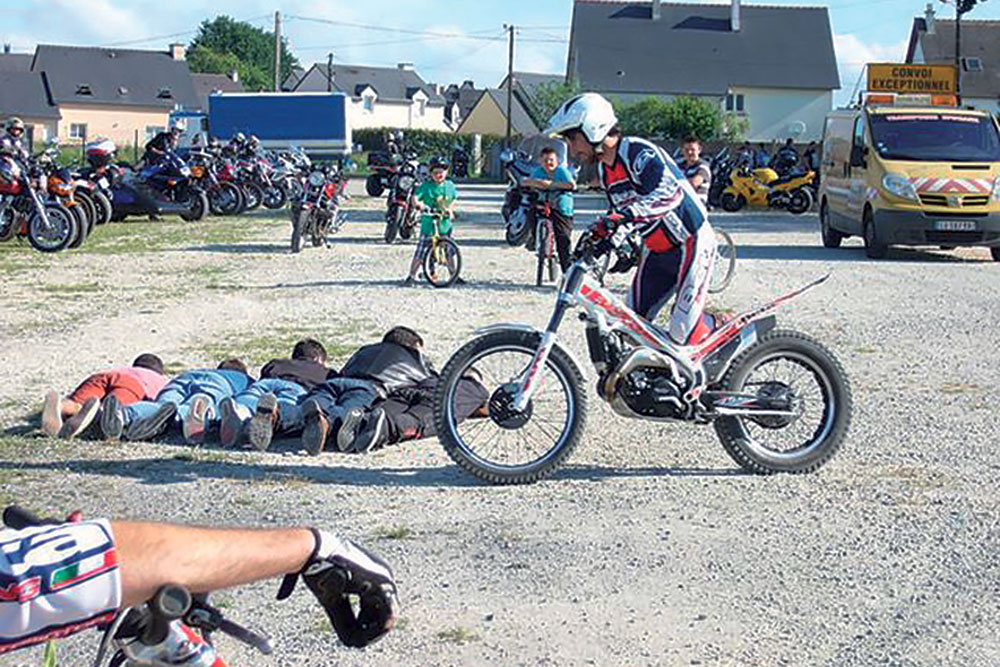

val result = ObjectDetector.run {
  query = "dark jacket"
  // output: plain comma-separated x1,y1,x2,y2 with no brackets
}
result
339,342,434,398
144,132,175,159
260,358,335,391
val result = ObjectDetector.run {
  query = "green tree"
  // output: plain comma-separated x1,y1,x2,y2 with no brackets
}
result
187,15,299,91
662,95,721,141
527,79,581,127
614,96,672,137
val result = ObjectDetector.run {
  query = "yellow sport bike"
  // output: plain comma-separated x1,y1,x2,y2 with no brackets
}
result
720,167,815,215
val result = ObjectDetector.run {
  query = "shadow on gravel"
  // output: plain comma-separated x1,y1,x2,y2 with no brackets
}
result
738,244,993,263
261,277,560,294
182,243,290,254
552,464,747,480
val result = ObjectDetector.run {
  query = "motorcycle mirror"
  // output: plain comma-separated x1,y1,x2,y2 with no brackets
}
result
47,137,60,147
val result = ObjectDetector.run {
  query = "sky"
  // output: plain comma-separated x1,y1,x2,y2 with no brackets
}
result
2,0,999,107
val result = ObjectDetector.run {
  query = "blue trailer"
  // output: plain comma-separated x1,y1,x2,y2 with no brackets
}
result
173,92,351,157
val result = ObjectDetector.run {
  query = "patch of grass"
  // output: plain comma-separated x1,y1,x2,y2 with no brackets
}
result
38,282,102,295
376,524,414,540
80,216,284,256
436,626,479,644
854,345,878,354
314,616,333,634
163,361,188,375
191,321,368,370
940,382,982,395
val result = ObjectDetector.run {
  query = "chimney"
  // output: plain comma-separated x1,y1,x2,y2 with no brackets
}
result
924,3,936,34
731,0,741,32
461,79,475,89
397,62,414,71
652,0,661,21
229,68,239,84
169,43,185,61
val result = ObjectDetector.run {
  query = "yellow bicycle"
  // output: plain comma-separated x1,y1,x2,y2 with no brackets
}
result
422,209,462,288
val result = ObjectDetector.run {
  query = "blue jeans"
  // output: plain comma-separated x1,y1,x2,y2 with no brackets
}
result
307,378,378,428
233,378,307,432
123,371,250,426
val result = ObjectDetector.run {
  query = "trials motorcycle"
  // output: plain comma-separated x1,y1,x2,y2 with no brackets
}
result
432,222,852,484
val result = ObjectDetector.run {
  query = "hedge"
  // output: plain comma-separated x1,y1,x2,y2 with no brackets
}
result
353,127,505,169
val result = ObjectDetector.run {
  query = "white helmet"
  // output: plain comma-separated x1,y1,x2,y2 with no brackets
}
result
544,93,617,144
170,119,187,133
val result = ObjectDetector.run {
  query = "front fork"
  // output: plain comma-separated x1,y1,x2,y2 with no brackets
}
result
511,266,585,411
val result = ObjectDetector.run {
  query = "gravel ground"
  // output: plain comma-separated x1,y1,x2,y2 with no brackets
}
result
0,182,998,666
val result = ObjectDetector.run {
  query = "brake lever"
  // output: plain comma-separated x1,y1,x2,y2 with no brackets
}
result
218,618,274,655
186,599,273,655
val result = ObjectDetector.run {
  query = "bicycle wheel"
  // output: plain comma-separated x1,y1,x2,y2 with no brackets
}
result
709,230,737,294
423,237,462,288
535,221,556,286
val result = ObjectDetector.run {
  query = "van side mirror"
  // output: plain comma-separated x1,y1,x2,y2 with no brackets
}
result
849,145,867,168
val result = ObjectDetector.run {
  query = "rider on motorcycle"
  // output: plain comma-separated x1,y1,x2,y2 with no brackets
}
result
143,120,185,166
0,118,29,163
545,93,718,345
0,508,398,654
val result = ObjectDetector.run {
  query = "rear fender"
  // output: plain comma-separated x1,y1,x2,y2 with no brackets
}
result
702,316,776,385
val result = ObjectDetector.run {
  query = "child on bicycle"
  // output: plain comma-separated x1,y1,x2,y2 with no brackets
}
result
523,146,576,272
403,156,463,286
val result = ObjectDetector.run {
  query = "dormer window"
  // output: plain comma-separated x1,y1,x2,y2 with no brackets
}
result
963,57,983,73
75,84,93,96
157,87,172,99
118,86,129,95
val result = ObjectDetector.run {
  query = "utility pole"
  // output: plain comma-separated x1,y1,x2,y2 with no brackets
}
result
953,0,981,104
327,52,334,92
273,10,282,92
504,24,515,147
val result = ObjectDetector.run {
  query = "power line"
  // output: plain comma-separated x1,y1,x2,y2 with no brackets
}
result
285,14,505,41
99,13,272,47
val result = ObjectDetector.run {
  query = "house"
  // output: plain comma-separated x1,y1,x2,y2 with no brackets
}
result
440,80,484,129
496,71,565,124
566,0,840,141
0,70,61,148
29,43,201,147
192,72,244,111
291,62,449,131
905,5,1000,111
456,88,539,136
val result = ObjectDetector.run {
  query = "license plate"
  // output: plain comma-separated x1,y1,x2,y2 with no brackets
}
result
97,177,109,188
934,220,976,231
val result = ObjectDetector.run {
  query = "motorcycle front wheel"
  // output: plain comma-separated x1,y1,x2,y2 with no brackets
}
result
28,204,74,253
262,185,288,210
365,173,384,197
384,205,401,244
242,182,264,211
713,329,851,474
180,191,209,222
67,204,88,248
91,190,113,225
209,183,241,216
787,189,811,215
433,329,587,485
720,192,745,212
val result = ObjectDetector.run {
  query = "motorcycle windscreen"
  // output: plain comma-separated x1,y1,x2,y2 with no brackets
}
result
516,135,570,167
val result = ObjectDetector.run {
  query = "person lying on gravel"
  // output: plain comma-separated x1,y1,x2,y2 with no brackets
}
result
100,359,253,444
218,338,338,451
0,504,398,655
41,353,168,440
346,366,490,454
300,326,434,455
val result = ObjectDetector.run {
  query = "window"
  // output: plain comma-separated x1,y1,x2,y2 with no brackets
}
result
417,99,426,116
725,93,745,113
852,116,866,151
75,84,93,96
363,95,375,112
69,123,87,139
157,87,172,99
145,126,165,141
962,57,983,72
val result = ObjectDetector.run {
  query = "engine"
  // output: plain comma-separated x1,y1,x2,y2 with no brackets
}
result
617,367,687,419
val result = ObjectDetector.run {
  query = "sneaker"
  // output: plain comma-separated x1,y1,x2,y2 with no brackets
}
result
182,393,213,444
352,407,389,454
126,402,177,441
100,395,125,440
402,276,415,287
58,397,100,439
41,390,62,437
335,407,365,452
301,399,329,456
246,393,278,452
218,398,244,449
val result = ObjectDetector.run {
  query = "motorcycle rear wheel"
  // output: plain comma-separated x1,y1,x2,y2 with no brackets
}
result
91,190,113,225
365,173,384,197
28,204,74,253
433,329,587,485
67,204,88,248
787,189,811,215
713,329,851,474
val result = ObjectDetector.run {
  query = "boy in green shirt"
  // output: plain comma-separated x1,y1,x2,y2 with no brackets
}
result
403,156,463,285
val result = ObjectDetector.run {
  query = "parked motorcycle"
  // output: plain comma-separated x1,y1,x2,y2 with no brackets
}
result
0,156,77,252
432,223,851,484
290,164,348,253
500,148,536,246
109,151,209,221
383,152,421,244
452,145,469,178
365,151,401,197
186,149,243,216
720,166,815,214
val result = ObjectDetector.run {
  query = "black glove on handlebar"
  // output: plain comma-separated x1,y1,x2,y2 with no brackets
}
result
277,530,398,648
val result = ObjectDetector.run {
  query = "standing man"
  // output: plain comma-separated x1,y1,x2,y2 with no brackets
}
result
679,136,712,207
545,93,717,344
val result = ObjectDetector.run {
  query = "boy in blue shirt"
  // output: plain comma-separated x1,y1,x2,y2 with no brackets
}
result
523,146,576,272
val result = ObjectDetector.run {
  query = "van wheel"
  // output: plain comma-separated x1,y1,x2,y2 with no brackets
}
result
820,201,844,248
990,247,1000,262
862,209,887,259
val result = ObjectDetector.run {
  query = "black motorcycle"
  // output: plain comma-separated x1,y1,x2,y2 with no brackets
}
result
500,148,536,246
451,145,469,179
290,164,347,253
383,153,421,244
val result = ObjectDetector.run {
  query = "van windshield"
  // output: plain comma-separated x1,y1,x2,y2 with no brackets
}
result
869,113,1000,162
